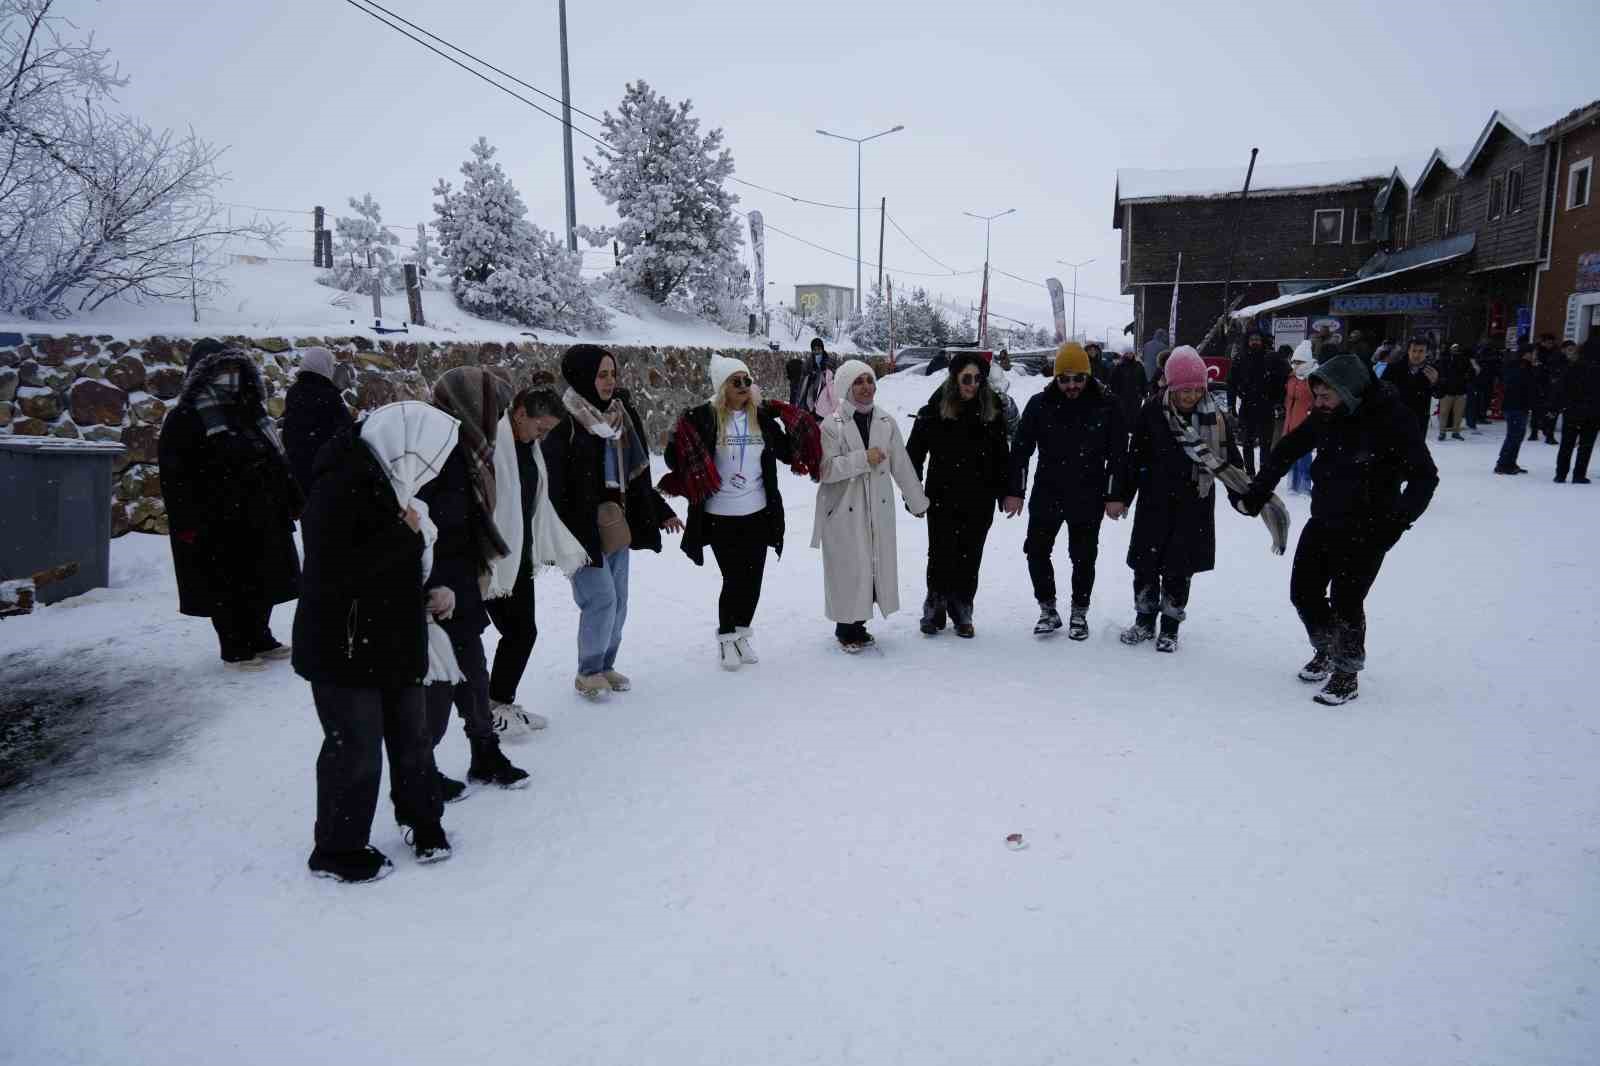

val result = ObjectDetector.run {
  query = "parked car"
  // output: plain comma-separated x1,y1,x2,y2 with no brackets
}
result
888,346,940,372
1010,348,1059,376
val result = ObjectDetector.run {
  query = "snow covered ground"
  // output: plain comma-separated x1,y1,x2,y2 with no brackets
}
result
3,371,1598,1065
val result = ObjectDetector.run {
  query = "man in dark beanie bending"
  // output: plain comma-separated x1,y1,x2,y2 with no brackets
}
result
1238,354,1438,705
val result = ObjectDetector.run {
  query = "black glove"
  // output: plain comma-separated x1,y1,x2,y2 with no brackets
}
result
1236,486,1270,517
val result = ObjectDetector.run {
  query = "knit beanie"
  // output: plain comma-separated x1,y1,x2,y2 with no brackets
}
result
299,346,336,381
1053,342,1091,377
1164,346,1209,390
708,353,750,398
1290,340,1315,381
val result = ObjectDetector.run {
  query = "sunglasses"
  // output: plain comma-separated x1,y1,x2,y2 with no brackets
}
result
727,375,753,388
1056,373,1089,384
956,372,980,384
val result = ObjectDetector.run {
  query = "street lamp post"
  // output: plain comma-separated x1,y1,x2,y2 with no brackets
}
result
817,124,904,312
964,207,1016,266
1057,257,1096,341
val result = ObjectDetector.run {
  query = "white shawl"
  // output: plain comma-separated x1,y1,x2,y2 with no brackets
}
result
484,413,524,600
529,439,590,578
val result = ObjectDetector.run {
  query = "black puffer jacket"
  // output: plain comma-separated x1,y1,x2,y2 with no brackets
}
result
1108,358,1149,427
668,402,793,567
1254,381,1437,543
157,351,301,617
414,445,493,636
907,388,1011,513
1387,361,1437,426
541,391,673,568
1558,343,1600,421
1501,358,1536,411
281,371,351,496
1229,345,1276,414
292,425,428,687
1121,394,1242,576
1008,377,1128,523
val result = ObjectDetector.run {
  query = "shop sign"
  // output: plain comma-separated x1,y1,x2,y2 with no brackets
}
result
1328,292,1440,315
1576,251,1600,293
1309,316,1344,343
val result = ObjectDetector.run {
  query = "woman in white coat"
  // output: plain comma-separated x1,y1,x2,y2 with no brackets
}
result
812,359,930,651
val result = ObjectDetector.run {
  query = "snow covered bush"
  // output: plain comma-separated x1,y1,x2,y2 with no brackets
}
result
318,193,402,295
432,138,607,333
0,0,277,319
578,81,747,322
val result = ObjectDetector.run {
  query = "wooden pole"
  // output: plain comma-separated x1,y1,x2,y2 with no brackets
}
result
368,250,382,320
313,206,326,267
404,265,425,326
1217,148,1259,350
415,223,431,278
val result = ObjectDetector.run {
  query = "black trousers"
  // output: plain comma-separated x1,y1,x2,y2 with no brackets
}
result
1556,418,1599,479
1529,404,1554,440
1025,512,1102,609
1133,568,1191,636
927,503,994,608
485,563,538,706
425,629,495,749
311,684,441,853
704,512,769,634
1289,518,1387,674
211,598,273,661
1235,408,1277,476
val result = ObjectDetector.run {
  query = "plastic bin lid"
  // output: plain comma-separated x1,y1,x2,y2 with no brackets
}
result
0,437,126,455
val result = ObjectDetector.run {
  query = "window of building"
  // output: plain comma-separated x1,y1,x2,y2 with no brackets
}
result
1570,157,1593,209
1352,208,1374,243
1444,192,1461,235
1431,199,1445,239
1488,175,1505,220
1312,208,1344,245
1507,166,1524,213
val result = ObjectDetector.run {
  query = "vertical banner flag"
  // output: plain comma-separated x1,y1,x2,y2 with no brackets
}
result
978,263,991,348
748,211,766,319
1167,252,1182,343
886,275,897,369
1045,277,1067,343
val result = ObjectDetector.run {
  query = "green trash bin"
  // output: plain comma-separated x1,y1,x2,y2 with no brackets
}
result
0,437,127,605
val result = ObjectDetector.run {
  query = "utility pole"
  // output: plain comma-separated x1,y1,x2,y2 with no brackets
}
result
817,124,904,312
1057,257,1096,341
1219,147,1260,332
558,0,578,252
876,196,885,297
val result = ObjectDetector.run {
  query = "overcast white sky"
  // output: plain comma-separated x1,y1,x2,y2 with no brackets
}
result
50,0,1598,344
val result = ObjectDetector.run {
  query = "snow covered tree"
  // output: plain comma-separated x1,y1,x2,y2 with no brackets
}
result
0,0,278,318
320,193,402,295
578,81,745,320
433,137,606,332
847,285,891,351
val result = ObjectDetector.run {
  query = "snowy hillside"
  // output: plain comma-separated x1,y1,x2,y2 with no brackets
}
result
3,392,1598,1065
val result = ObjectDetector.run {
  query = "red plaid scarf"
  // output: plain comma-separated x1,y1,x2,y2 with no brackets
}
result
658,401,824,502
764,399,823,482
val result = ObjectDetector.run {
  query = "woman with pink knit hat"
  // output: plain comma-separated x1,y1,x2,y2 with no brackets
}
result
1118,345,1286,651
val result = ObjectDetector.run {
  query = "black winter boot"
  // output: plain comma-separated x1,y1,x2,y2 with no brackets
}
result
1155,615,1180,652
1119,613,1156,645
948,599,975,639
1067,607,1089,641
308,846,394,884
1034,600,1063,635
1298,652,1333,683
406,822,452,864
1314,671,1359,706
467,738,530,790
920,593,947,635
435,769,468,804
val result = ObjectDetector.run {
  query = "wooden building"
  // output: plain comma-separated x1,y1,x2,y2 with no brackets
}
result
1531,102,1600,343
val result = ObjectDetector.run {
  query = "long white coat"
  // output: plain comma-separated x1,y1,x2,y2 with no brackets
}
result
811,405,930,622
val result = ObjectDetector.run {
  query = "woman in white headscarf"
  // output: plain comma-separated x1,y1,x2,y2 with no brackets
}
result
1283,341,1317,494
812,359,929,652
292,401,460,884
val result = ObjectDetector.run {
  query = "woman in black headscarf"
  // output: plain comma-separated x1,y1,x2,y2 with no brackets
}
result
542,344,682,699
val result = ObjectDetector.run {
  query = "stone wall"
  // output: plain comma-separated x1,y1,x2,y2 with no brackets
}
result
0,332,864,537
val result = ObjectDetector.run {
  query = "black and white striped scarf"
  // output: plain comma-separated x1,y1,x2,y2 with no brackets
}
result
1163,390,1289,556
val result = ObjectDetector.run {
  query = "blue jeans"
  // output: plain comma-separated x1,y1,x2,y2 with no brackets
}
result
572,549,630,675
1289,452,1313,494
1498,411,1528,470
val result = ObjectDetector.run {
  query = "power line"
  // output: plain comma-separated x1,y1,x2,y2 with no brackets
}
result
883,212,959,274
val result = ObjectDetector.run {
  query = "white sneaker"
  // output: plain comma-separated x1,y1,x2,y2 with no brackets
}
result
733,627,759,665
718,633,742,671
491,700,548,737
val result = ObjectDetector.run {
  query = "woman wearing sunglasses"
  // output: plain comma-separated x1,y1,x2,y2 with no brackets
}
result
662,355,820,670
907,351,1011,638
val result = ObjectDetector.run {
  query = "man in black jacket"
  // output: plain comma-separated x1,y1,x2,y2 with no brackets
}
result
1241,354,1438,705
1003,342,1129,639
1554,335,1600,483
1387,336,1439,436
281,347,351,496
1531,334,1563,444
1228,331,1278,476
1108,347,1149,430
1495,344,1538,475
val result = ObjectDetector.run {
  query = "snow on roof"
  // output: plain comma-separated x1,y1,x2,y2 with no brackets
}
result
1116,156,1400,203
1457,110,1538,175
1230,246,1474,320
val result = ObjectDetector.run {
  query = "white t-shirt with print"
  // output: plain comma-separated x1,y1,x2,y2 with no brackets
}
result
705,411,767,517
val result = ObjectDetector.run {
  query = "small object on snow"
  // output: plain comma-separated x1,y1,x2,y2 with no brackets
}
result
1006,833,1027,851
371,319,409,335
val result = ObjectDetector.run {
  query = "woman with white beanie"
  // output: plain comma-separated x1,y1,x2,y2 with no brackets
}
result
662,355,820,669
812,359,929,652
1283,342,1317,494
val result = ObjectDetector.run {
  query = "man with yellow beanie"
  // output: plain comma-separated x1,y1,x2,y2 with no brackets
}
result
1004,341,1131,639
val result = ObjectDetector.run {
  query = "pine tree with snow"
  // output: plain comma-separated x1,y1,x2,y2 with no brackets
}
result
432,137,606,332
847,285,891,351
320,193,401,295
578,81,746,322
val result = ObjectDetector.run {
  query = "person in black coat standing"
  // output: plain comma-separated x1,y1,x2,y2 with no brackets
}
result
1108,347,1149,430
543,344,682,699
1495,344,1538,475
1228,331,1278,476
664,355,798,667
1388,336,1440,437
1003,342,1128,639
1531,334,1563,443
1241,355,1438,705
281,347,351,497
1554,335,1600,483
157,348,302,668
1119,348,1243,652
292,403,457,882
908,351,1011,638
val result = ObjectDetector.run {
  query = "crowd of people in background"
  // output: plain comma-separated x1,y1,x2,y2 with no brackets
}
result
150,316,1600,883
